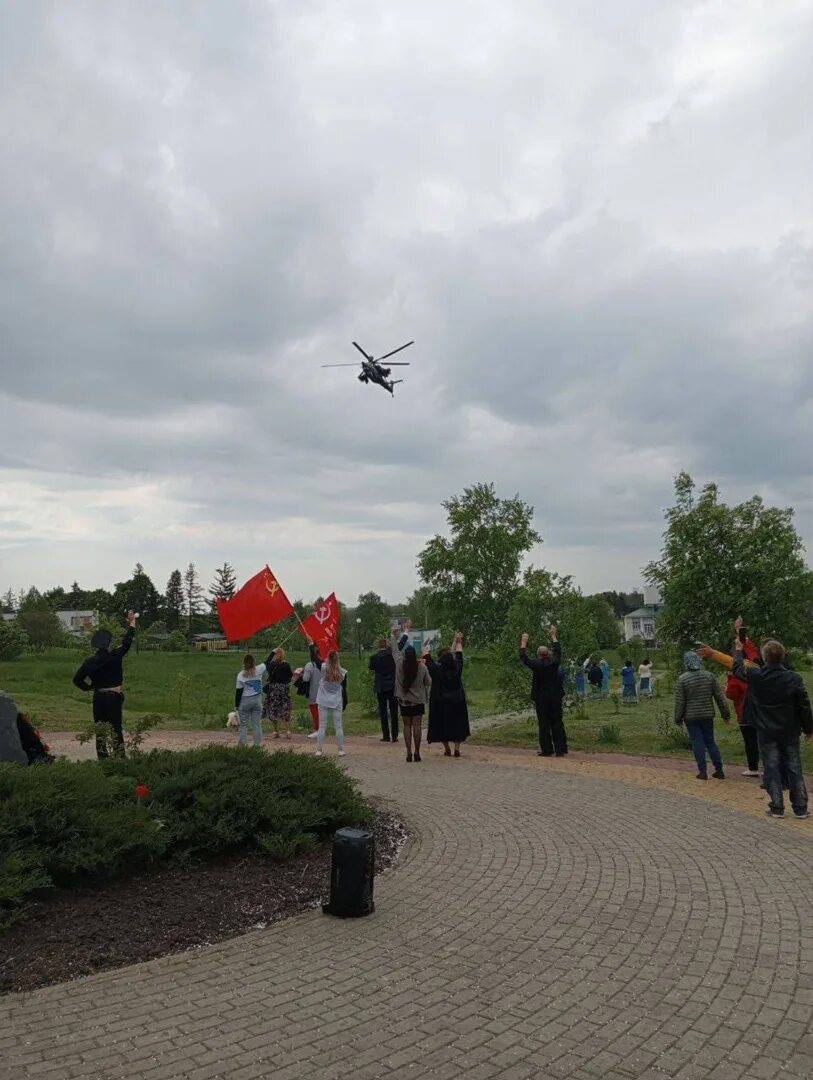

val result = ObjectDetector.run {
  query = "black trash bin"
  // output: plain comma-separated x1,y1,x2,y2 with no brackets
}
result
322,826,375,917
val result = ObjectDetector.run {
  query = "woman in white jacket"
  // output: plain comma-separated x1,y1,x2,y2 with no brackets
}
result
308,642,347,757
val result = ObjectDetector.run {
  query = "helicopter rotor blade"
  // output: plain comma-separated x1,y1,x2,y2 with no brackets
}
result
321,364,362,368
385,362,410,366
352,341,373,361
375,341,414,361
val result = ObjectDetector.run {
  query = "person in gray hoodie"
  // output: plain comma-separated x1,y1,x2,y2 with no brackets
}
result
675,650,730,780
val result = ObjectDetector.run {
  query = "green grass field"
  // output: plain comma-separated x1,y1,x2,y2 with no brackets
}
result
471,673,813,771
2,647,811,770
0,647,500,738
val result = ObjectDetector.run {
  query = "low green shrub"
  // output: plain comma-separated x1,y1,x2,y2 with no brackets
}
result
0,747,367,926
655,709,692,752
597,723,621,745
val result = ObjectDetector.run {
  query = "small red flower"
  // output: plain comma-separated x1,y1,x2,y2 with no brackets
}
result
134,784,149,799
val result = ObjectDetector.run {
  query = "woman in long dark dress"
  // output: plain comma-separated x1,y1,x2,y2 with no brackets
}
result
425,632,470,756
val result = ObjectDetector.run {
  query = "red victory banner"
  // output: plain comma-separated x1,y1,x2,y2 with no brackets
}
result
299,593,340,656
216,566,294,642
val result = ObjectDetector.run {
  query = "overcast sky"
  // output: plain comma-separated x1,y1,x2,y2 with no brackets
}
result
1,0,811,608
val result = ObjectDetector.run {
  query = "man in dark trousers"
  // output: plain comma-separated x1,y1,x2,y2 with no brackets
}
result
733,634,813,819
73,610,137,758
369,637,399,742
520,624,567,757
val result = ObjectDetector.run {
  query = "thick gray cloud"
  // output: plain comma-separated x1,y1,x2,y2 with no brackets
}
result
1,0,811,605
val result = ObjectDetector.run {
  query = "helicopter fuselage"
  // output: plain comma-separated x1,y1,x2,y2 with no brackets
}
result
359,359,396,394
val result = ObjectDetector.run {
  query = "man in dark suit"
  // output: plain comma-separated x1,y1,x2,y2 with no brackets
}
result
369,637,400,742
733,634,812,819
519,624,567,757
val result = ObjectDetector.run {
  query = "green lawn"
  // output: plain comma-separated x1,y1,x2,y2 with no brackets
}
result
472,672,813,771
0,647,499,738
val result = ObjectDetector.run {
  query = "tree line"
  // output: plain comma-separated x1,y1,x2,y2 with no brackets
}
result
3,473,809,662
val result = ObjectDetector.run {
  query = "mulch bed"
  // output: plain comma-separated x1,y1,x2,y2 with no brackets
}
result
1,807,408,996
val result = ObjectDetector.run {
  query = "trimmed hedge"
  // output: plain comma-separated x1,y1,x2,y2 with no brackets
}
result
0,747,369,925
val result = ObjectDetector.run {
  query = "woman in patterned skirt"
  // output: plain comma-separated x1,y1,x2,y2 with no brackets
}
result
264,647,293,739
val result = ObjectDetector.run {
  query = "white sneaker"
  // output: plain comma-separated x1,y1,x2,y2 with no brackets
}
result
314,749,322,757
307,731,319,739
338,750,346,757
742,770,760,777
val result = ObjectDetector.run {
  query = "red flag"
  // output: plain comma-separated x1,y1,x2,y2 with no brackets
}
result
216,566,295,642
299,593,340,656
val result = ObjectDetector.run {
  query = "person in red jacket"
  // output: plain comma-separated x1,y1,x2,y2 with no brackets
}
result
698,618,761,776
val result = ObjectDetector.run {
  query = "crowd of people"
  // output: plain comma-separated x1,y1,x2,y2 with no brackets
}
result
2,611,811,821
229,620,472,764
572,655,653,703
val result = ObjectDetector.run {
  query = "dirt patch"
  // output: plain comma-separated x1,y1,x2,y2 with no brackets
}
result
1,807,408,996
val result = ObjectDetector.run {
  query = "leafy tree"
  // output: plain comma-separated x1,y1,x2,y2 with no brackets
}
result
645,472,813,648
354,591,390,648
110,564,162,627
496,569,598,710
585,595,622,649
165,630,188,652
209,562,238,612
404,586,437,628
16,610,64,651
598,590,644,619
18,588,51,613
0,619,29,660
43,586,68,610
165,569,184,630
417,483,541,646
183,563,206,634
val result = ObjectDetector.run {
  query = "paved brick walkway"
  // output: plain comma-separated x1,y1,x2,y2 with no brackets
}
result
2,745,812,1080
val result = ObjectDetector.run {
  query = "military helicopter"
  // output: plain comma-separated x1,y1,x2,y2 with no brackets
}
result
321,340,413,395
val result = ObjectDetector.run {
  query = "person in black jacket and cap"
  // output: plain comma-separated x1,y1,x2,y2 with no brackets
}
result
72,610,137,758
733,633,813,819
369,637,399,742
519,624,567,757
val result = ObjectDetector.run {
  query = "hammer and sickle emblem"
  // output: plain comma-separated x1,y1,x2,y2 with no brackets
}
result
314,604,331,624
264,572,279,597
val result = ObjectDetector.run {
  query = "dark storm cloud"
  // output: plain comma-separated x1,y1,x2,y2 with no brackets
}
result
1,0,811,600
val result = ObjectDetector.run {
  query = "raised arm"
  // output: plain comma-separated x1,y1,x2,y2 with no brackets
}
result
111,611,137,658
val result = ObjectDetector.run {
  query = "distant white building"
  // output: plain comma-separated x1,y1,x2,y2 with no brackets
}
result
56,610,97,635
623,587,662,645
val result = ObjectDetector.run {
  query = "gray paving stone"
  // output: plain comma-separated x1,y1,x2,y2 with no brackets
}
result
1,755,812,1080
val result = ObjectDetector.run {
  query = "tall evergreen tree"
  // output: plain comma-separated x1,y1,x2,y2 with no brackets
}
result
1,587,16,613
209,562,238,611
111,563,162,626
67,581,85,608
165,569,184,630
183,563,205,634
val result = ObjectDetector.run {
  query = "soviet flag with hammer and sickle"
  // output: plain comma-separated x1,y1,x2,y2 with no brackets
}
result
216,566,295,642
299,592,340,657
